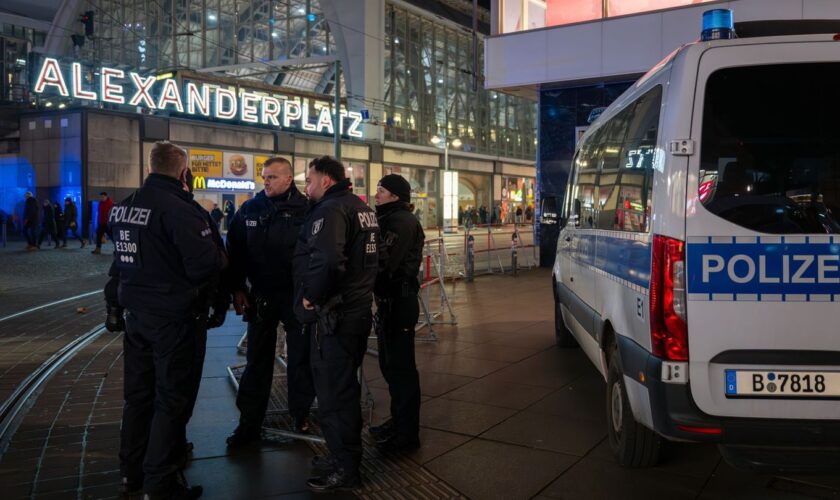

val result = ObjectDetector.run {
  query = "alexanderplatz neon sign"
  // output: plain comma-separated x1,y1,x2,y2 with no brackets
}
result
33,57,364,138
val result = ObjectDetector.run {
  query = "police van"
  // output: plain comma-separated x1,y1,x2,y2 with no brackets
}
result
552,11,840,472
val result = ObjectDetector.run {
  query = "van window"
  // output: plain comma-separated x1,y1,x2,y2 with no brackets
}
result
574,86,661,232
700,63,840,234
570,127,604,228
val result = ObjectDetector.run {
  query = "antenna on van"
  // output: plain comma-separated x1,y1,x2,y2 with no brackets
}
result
701,9,736,41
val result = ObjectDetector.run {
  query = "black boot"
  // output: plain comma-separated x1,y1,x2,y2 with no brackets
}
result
119,476,143,499
307,469,361,492
225,424,261,448
368,419,395,443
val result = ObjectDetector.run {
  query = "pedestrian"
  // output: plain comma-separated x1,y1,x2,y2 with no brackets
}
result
368,174,424,452
479,205,487,225
296,156,379,492
23,191,40,250
525,204,533,222
210,203,224,229
53,202,64,246
223,200,234,230
63,197,85,248
106,141,225,499
494,204,501,225
225,157,314,448
516,205,524,223
91,191,114,254
37,200,59,249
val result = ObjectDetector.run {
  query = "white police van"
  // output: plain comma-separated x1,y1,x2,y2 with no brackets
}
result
552,10,840,472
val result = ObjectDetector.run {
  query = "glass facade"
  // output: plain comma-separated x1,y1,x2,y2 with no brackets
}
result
499,0,717,33
79,0,338,92
383,165,439,228
384,3,537,160
1,24,46,104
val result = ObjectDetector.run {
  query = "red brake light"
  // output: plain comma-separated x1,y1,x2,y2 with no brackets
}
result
650,235,688,361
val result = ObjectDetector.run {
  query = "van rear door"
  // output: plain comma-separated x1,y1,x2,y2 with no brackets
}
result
685,40,840,420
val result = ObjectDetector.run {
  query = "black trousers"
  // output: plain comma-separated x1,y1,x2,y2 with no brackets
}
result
120,310,198,494
63,223,84,245
185,319,208,425
95,223,110,249
236,296,314,429
375,296,421,441
310,308,371,476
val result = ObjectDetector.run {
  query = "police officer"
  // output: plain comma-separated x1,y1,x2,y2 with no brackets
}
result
225,157,314,447
110,141,224,500
295,156,378,492
368,174,424,451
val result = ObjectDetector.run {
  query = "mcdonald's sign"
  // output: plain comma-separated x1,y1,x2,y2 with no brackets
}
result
193,176,207,190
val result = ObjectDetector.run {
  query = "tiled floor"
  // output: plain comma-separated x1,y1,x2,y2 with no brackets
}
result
3,267,840,498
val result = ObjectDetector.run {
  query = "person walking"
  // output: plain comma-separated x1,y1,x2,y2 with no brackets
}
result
23,192,40,250
37,200,59,249
225,157,314,447
92,192,114,254
107,142,225,500
368,174,424,452
53,202,64,246
63,197,85,248
296,156,379,492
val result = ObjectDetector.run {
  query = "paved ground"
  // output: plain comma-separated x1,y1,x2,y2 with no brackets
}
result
1,258,840,499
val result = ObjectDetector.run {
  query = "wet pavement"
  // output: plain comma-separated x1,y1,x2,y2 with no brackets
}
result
1,254,839,499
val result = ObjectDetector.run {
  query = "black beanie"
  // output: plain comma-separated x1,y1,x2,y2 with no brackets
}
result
378,174,411,203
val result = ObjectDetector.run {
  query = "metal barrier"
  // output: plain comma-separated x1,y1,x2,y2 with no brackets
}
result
416,237,458,340
460,223,538,277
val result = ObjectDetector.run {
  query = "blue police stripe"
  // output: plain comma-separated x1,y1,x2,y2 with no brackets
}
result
569,232,652,290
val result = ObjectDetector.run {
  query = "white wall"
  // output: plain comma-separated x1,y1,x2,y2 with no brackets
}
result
486,0,840,89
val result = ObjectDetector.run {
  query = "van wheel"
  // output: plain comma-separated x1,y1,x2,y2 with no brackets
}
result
606,342,661,467
554,292,578,348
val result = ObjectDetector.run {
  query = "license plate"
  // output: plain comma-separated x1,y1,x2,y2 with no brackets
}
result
725,370,840,398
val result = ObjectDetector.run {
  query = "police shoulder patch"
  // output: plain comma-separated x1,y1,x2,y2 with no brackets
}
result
311,217,324,235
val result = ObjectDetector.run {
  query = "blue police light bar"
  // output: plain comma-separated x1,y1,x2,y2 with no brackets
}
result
701,9,735,41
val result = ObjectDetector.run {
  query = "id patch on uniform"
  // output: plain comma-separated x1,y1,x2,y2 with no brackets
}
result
312,217,324,235
114,227,141,268
364,231,379,268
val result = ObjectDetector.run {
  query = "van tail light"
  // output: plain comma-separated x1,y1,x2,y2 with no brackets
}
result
650,235,688,361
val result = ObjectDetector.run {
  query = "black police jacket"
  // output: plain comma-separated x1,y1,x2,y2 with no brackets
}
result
375,201,425,298
109,173,224,319
294,180,378,320
226,185,308,298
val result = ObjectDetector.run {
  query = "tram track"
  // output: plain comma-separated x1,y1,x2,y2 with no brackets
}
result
0,324,106,455
0,291,109,455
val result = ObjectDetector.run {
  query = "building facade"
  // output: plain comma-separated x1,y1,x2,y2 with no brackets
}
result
485,0,840,264
1,0,537,234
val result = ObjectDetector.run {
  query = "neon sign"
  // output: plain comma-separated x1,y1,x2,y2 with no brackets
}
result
192,176,256,191
34,57,364,138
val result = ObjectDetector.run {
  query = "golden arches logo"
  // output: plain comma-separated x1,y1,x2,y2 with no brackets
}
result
192,176,207,190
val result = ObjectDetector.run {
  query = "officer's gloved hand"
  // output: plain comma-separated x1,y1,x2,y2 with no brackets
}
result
105,304,126,333
206,306,227,329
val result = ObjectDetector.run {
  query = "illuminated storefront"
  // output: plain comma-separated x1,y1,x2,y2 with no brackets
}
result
498,0,716,33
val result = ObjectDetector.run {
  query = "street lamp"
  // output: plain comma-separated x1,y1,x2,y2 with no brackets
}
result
431,133,462,232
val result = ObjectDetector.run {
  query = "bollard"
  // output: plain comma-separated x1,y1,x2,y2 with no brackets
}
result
511,231,520,277
466,234,475,282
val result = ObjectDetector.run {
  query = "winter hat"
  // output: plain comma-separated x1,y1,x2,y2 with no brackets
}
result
378,174,411,203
